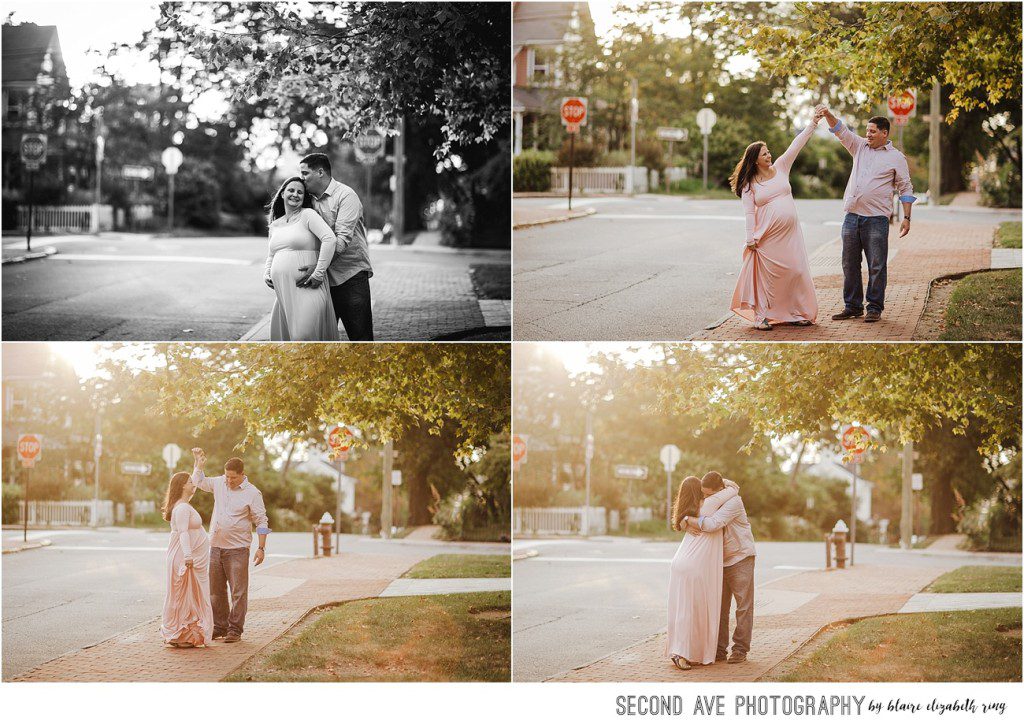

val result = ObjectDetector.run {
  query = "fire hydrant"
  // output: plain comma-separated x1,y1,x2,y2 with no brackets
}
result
313,512,335,557
831,519,849,569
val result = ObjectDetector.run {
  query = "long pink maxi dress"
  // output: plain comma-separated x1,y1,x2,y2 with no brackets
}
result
666,486,738,665
160,500,214,646
730,123,819,325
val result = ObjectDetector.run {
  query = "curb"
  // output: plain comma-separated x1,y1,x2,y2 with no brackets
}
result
2,247,57,265
2,538,52,555
513,549,539,561
514,207,597,230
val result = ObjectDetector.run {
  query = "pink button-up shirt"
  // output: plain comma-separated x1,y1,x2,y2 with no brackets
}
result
312,179,374,287
830,119,916,217
193,468,271,549
696,480,757,567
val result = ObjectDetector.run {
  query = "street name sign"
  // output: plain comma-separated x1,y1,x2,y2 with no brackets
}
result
660,444,681,472
614,464,648,480
21,134,47,171
656,127,688,142
912,473,924,491
17,434,42,467
121,461,152,475
123,165,155,181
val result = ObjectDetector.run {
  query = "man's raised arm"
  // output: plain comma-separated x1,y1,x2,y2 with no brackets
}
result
190,447,214,493
698,496,743,532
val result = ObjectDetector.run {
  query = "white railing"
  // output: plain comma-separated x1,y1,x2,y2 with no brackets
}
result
16,500,115,526
550,166,649,194
18,204,96,232
514,506,607,536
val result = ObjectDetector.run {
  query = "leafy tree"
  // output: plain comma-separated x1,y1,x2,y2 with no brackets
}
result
157,2,509,157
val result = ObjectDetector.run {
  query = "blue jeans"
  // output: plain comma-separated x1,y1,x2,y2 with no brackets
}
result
840,213,890,314
210,546,249,636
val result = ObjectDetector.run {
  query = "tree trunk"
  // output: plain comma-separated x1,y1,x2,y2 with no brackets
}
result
929,469,957,534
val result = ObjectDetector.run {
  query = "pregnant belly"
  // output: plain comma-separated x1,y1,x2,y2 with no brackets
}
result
271,249,318,285
760,199,799,235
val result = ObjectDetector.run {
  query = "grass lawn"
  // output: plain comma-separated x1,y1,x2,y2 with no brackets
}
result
226,590,510,682
470,263,511,300
402,554,510,579
940,268,1022,341
925,566,1022,593
767,607,1022,682
995,221,1022,248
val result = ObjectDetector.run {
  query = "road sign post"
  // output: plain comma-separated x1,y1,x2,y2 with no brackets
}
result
327,424,356,550
18,434,42,542
512,434,529,471
21,134,47,251
583,407,594,536
560,97,588,211
696,108,717,191
840,425,871,564
161,147,183,233
355,129,385,225
888,90,916,151
660,444,681,527
656,127,688,165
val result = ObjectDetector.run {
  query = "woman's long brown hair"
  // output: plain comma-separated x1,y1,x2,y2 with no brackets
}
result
728,141,767,198
671,476,704,531
265,176,315,227
161,472,192,522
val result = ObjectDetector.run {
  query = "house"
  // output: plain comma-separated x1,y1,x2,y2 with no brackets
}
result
512,2,594,155
292,453,357,516
1,22,78,196
804,450,875,523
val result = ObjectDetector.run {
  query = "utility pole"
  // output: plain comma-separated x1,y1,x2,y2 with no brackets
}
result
392,117,405,242
91,412,102,527
900,441,914,548
381,440,394,539
628,79,638,196
928,80,942,206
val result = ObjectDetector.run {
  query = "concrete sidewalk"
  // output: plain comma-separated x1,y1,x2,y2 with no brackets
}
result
380,577,512,597
12,549,430,682
548,563,951,682
694,220,1007,341
513,205,596,229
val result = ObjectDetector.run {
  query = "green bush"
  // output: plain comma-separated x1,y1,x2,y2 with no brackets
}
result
979,161,1023,209
513,149,556,192
960,489,1022,552
556,138,602,168
3,486,22,525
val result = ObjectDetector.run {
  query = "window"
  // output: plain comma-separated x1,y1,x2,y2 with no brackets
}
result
530,48,553,84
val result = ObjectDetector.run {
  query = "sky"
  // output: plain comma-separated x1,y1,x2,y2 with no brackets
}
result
49,342,161,380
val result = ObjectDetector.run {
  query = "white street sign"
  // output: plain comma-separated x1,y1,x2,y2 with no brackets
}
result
656,127,688,142
161,146,183,175
660,444,681,472
614,464,648,480
696,108,717,135
911,473,924,491
123,164,155,181
162,443,182,470
121,461,152,475
391,470,402,486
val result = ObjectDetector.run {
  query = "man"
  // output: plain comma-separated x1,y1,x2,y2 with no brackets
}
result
191,447,271,643
296,152,375,340
682,470,756,664
817,105,916,323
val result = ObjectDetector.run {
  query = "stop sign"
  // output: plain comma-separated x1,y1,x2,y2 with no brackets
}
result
17,434,42,467
560,97,588,127
326,425,355,461
512,434,528,467
21,134,47,171
840,425,871,456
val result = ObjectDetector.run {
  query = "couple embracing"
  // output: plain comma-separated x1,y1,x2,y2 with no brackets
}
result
264,153,374,341
727,104,917,331
666,471,755,671
159,448,270,648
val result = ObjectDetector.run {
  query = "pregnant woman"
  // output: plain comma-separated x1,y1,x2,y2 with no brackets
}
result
727,109,824,331
160,471,214,648
264,177,339,341
666,476,738,670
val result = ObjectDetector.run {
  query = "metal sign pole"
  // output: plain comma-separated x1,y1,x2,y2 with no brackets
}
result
665,467,672,528
702,134,709,191
568,132,575,211
851,460,858,565
583,408,592,536
335,459,344,554
167,173,176,233
23,467,30,543
26,170,35,251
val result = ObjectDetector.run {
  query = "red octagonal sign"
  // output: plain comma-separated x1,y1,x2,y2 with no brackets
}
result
560,97,588,126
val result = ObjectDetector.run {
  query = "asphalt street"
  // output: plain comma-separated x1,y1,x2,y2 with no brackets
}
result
513,195,1022,340
511,536,1021,682
2,526,506,679
2,234,507,341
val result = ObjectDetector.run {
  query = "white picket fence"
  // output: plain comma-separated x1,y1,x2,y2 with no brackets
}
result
550,166,650,194
15,500,115,526
514,506,607,536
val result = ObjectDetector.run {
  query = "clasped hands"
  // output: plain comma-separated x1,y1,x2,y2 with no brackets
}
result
263,266,323,290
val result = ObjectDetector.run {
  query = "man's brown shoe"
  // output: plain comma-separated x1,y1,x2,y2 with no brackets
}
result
864,310,882,322
831,309,863,320
223,633,241,643
727,652,747,664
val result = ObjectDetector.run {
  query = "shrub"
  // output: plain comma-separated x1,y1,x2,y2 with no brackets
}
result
513,149,556,192
556,138,602,167
979,161,1023,209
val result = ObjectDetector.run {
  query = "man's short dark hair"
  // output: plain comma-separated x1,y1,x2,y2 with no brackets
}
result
867,116,890,134
701,470,725,491
224,457,244,474
300,152,332,176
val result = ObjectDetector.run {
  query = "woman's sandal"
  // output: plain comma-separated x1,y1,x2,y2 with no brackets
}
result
671,655,692,671
791,320,814,326
753,320,773,331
